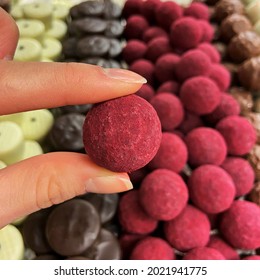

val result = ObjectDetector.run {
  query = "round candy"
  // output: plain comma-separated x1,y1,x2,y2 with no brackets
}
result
139,169,188,221
130,237,175,260
0,161,6,169
122,40,147,65
14,38,42,62
198,43,221,63
77,0,105,17
120,234,145,260
243,255,260,260
135,84,155,101
145,37,172,63
45,19,67,40
42,38,62,61
179,112,204,135
183,247,225,260
188,165,235,214
209,64,231,92
164,205,210,251
122,0,142,18
220,200,260,249
46,199,101,256
53,4,69,20
214,0,244,22
142,26,167,43
124,15,149,40
157,81,180,95
16,19,45,42
199,20,214,43
184,3,209,20
20,140,43,161
129,59,154,85
246,0,260,24
83,95,162,173
140,0,160,23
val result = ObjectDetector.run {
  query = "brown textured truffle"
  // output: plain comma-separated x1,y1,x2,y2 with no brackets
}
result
214,0,244,23
229,87,253,115
220,14,252,42
245,112,260,144
249,182,260,206
248,145,260,180
222,62,239,85
254,97,260,113
213,42,227,60
238,56,260,91
228,31,260,63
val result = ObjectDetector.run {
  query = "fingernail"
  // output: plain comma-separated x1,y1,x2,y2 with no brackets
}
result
103,68,147,84
86,176,133,194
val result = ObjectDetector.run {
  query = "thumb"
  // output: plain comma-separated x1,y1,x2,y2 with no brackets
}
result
0,152,133,228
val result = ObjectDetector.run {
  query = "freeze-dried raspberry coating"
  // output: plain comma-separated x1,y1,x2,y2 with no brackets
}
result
188,165,235,214
199,20,214,42
183,247,225,260
140,0,160,23
198,43,221,63
130,237,175,260
164,205,210,251
179,112,204,135
142,27,167,43
118,190,158,234
209,64,231,91
124,15,149,40
185,128,227,167
157,81,180,94
122,40,147,65
119,234,145,259
243,255,260,260
220,200,260,249
184,3,210,20
83,95,162,172
139,169,188,220
122,0,142,18
135,84,155,101
130,59,155,85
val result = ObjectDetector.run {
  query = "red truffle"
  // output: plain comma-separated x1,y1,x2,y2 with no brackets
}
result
142,26,168,43
150,93,184,131
156,1,183,31
148,132,188,173
83,95,162,172
185,127,227,167
157,81,180,95
119,234,145,259
170,17,202,51
243,255,260,260
140,0,160,23
130,237,175,260
122,40,147,65
188,165,235,214
180,76,221,115
199,20,214,42
209,64,231,91
145,37,172,63
164,205,211,251
124,15,149,40
184,3,210,20
122,0,142,18
220,200,260,249
176,49,211,82
207,235,239,260
216,115,257,156
119,190,158,234
221,157,255,197
135,84,155,101
179,112,204,135
183,247,225,260
198,43,221,63
128,167,148,185
130,59,155,85
155,53,180,83
139,169,188,220
204,93,240,125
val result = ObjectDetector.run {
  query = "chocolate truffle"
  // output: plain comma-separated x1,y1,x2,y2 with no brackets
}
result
245,112,260,144
83,95,162,173
247,145,260,180
249,181,260,206
214,0,244,23
229,87,253,115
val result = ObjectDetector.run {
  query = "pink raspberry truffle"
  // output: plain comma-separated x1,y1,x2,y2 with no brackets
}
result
184,3,209,20
209,64,231,91
204,93,240,125
216,115,257,156
157,81,180,95
119,234,145,259
135,84,155,101
130,237,175,260
179,112,204,135
150,93,184,131
156,1,183,31
176,49,211,82
183,247,225,260
140,0,160,23
188,165,235,214
119,190,158,234
122,40,147,65
130,59,155,85
220,200,260,249
180,76,221,115
164,205,211,251
124,15,149,40
122,0,142,18
83,95,162,172
139,169,188,220
243,255,260,260
155,53,180,83
128,167,147,185
145,37,172,63
148,132,188,173
207,235,239,260
170,17,202,51
199,20,214,42
198,43,221,63
142,26,167,43
221,157,255,197
185,127,227,167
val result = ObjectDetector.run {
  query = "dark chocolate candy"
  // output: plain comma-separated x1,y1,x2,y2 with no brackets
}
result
229,87,253,115
48,113,85,151
66,256,90,260
109,39,122,57
59,104,93,115
79,1,105,17
81,57,121,68
104,0,122,19
62,37,78,58
73,18,107,35
34,254,62,260
70,5,82,19
46,199,101,256
105,20,124,38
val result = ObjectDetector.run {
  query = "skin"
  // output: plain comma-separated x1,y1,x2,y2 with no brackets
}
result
0,8,146,228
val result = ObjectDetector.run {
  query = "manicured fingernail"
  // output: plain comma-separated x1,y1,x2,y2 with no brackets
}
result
86,176,133,194
103,68,147,84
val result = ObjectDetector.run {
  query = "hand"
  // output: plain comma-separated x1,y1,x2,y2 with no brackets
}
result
0,8,146,228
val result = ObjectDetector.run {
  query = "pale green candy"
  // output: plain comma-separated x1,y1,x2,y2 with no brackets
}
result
14,38,42,62
53,3,69,20
0,112,25,125
254,20,260,35
11,216,27,226
246,0,260,24
0,161,6,169
21,140,43,160
17,19,45,42
45,19,67,40
10,5,24,20
42,38,62,61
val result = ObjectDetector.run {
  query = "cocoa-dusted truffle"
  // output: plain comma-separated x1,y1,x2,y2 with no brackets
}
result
220,14,252,42
164,205,211,251
184,3,209,20
157,81,180,95
248,145,260,180
220,200,260,249
122,40,147,65
148,132,188,173
139,169,188,220
216,115,256,156
180,76,221,115
185,128,227,167
198,43,221,63
83,95,162,173
142,26,167,43
249,182,260,206
135,84,155,101
130,59,155,85
199,20,214,43
124,15,149,40
183,247,225,260
145,37,172,62
176,49,211,82
150,93,184,131
229,87,253,115
188,165,235,214
209,64,231,92
238,56,260,91
213,42,227,60
214,0,244,23
170,17,202,51
228,31,260,63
